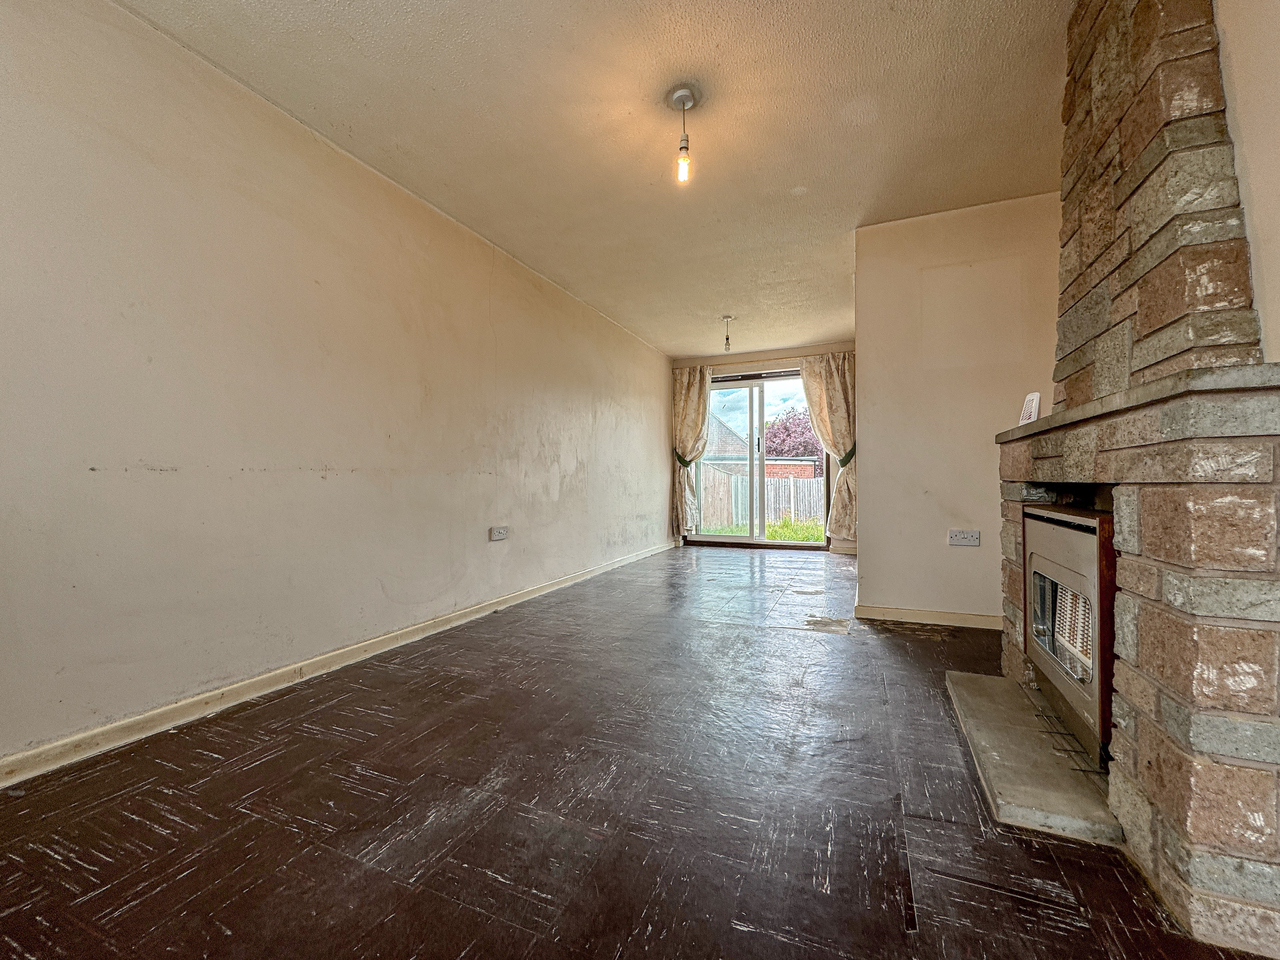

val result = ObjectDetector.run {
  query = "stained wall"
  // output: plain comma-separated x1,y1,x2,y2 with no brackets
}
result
0,0,672,761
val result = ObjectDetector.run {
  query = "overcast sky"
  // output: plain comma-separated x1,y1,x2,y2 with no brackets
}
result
710,378,807,437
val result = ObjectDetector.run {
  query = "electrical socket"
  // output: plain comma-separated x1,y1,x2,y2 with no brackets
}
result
489,526,508,542
948,529,980,547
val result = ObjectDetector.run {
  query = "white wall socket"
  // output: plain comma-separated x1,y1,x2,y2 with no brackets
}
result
948,529,980,547
489,526,508,541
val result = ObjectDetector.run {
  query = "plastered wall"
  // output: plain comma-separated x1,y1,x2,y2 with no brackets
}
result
1216,0,1280,360
853,194,1060,623
0,0,672,760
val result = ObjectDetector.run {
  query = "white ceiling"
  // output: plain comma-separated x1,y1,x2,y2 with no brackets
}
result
117,0,1074,358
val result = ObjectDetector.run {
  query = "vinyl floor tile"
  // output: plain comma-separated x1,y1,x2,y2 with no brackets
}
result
0,549,1264,960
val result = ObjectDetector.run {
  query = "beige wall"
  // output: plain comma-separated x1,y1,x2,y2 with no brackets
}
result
854,194,1059,623
0,0,672,760
1216,0,1280,360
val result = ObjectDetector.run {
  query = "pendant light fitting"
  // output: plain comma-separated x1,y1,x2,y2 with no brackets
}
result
668,84,698,184
722,315,732,353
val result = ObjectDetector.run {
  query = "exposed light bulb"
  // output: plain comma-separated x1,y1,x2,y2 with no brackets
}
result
677,134,690,183
723,315,731,352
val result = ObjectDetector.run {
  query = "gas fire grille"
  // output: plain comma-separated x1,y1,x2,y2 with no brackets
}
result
1030,571,1093,683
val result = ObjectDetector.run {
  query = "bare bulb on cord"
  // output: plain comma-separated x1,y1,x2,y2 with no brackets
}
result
670,86,697,185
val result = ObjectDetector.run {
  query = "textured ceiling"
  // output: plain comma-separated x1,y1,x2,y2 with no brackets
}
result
116,0,1074,358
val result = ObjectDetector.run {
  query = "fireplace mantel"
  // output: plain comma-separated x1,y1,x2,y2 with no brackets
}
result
997,364,1280,446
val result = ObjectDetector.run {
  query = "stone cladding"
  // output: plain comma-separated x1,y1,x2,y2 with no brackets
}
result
997,1,1280,954
1054,0,1260,412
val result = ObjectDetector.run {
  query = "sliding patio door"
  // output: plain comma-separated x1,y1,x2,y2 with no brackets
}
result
695,384,755,540
693,374,827,545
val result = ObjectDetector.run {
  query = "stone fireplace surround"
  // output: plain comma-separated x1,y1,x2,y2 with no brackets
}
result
996,0,1279,954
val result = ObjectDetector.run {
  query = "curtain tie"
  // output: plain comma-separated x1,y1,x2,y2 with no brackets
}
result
674,449,694,469
838,444,855,468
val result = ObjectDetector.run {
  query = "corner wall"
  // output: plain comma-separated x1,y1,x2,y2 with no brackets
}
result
1215,0,1280,359
853,195,1060,626
0,0,672,764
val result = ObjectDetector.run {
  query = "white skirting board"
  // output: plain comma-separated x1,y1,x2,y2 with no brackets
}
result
854,604,1002,630
0,540,677,790
829,537,857,555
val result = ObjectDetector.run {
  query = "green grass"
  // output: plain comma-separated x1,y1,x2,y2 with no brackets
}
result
700,517,826,542
766,516,826,542
701,523,749,536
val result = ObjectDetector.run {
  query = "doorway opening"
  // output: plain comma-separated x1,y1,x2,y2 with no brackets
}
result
690,371,829,547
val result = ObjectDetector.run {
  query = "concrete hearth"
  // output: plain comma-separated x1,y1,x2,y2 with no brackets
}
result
948,671,1123,845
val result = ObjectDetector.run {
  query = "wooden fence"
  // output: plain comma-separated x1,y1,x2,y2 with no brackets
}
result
766,475,824,523
699,465,823,530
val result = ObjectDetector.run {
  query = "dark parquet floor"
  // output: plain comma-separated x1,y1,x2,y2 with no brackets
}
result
0,548,1259,959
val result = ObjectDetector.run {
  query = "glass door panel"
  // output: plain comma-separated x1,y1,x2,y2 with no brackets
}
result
696,385,755,538
762,377,827,542
693,375,828,544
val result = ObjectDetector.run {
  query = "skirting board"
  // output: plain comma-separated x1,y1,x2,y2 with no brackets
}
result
829,538,857,556
0,540,677,790
854,604,1002,630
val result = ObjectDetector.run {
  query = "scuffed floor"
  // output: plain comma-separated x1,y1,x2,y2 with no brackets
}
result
0,548,1256,958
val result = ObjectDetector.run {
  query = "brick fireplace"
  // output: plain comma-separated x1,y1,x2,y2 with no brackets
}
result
996,0,1280,954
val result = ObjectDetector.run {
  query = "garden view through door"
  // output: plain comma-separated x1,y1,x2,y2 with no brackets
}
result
694,375,827,543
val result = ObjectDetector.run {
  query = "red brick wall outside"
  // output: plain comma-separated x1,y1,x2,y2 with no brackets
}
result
765,461,817,479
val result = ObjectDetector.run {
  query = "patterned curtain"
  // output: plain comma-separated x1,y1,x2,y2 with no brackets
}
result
671,366,712,538
800,352,856,542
